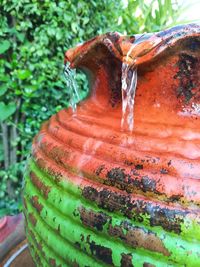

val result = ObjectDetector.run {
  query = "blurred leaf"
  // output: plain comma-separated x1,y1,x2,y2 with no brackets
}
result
0,84,8,96
16,69,31,80
71,22,78,33
16,32,25,42
0,101,16,121
0,40,10,53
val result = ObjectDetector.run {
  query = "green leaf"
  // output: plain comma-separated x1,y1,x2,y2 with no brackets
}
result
71,22,78,33
0,40,10,54
0,75,9,82
17,70,31,80
0,84,8,96
83,17,89,25
16,32,25,42
0,102,16,121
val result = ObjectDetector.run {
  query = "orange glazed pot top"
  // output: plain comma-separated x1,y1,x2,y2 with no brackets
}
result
62,24,200,203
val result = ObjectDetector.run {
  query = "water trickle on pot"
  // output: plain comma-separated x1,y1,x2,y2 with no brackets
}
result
121,34,139,133
121,62,137,132
64,62,80,112
120,33,154,132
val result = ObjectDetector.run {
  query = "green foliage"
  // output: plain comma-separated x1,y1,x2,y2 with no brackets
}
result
0,0,183,216
0,40,11,54
119,0,184,34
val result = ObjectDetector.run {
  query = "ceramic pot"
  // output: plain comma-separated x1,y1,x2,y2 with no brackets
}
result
23,24,200,267
0,214,25,262
0,214,35,267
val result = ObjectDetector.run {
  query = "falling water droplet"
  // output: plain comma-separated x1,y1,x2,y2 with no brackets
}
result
63,62,80,112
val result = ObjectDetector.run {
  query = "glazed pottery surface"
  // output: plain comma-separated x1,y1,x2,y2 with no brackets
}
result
23,24,200,267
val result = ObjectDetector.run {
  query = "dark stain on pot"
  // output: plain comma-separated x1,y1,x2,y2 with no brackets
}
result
120,253,133,267
89,240,113,265
75,242,81,249
34,250,42,267
175,52,198,103
95,164,105,176
184,37,200,52
124,160,134,166
31,195,44,213
35,157,62,183
47,167,62,183
108,221,170,256
141,176,156,192
35,158,46,171
49,146,70,168
135,164,143,170
82,186,188,233
106,168,126,189
29,212,37,226
167,194,182,203
73,208,80,217
79,206,110,231
37,241,43,255
105,167,158,194
148,204,185,233
143,263,156,267
28,229,46,264
30,171,51,198
167,160,172,166
80,234,84,242
160,168,168,174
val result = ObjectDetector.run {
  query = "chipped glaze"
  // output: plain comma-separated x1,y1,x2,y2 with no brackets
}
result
23,24,200,267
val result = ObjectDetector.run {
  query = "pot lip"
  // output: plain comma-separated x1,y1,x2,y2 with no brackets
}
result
65,23,200,69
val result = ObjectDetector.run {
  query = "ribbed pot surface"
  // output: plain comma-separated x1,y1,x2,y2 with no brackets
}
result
23,24,200,267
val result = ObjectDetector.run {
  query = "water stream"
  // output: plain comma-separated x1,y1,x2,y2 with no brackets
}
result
121,62,137,132
64,62,80,111
121,33,156,132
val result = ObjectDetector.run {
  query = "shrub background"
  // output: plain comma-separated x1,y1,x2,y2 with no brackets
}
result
0,0,183,216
